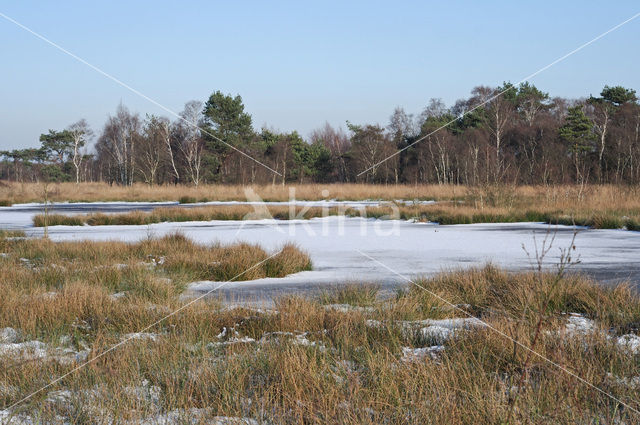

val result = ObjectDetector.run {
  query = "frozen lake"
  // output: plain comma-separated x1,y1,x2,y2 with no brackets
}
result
2,203,637,302
0,200,429,229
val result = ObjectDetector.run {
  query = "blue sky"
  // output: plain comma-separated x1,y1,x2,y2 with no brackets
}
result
1,1,639,149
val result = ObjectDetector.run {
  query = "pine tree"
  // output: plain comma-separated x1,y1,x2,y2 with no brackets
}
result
559,105,596,183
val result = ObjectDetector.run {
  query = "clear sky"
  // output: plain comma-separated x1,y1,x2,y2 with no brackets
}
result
1,1,639,150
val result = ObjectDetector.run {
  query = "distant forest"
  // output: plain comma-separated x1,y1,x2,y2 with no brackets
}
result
2,83,639,186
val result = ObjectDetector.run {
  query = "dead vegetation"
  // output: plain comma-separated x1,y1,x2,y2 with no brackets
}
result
0,182,446,204
0,231,638,423
29,183,640,230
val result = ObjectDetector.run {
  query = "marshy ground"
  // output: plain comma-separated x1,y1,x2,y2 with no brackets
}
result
1,183,639,423
0,231,639,423
2,182,640,231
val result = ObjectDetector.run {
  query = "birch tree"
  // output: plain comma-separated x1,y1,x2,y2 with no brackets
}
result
67,119,93,184
177,101,204,186
96,104,141,185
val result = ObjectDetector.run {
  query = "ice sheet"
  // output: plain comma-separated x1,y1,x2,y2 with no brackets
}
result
18,217,640,291
0,200,434,229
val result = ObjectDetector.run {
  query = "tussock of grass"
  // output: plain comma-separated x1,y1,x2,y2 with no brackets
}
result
399,265,640,330
264,244,312,277
0,233,311,305
0,229,24,238
318,283,380,306
33,214,85,227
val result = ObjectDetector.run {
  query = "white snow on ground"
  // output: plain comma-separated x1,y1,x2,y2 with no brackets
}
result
0,327,90,365
110,291,127,300
418,318,487,342
558,314,640,354
0,410,36,425
122,332,160,342
0,405,258,425
0,333,264,423
203,331,328,351
0,340,48,361
128,411,258,425
563,313,596,336
367,317,487,343
401,346,445,362
617,334,640,354
323,304,375,313
207,336,257,347
607,373,640,389
0,327,20,343
18,217,639,290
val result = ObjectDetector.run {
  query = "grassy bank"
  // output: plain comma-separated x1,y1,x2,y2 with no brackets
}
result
11,182,638,230
2,181,639,207
0,181,449,204
0,230,638,423
393,204,640,230
33,201,640,230
0,233,311,302
33,205,364,227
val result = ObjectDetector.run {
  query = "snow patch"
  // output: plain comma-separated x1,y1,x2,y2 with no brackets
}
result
122,332,159,342
401,345,445,362
617,334,640,354
0,410,37,425
0,327,20,343
110,291,127,300
607,373,640,389
0,330,90,365
563,313,596,336
125,410,258,425
418,318,487,342
0,340,48,361
367,317,487,342
323,304,375,313
122,379,162,406
558,313,640,354
207,336,257,348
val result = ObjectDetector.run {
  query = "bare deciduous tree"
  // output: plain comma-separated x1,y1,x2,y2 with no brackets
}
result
176,101,204,186
67,119,93,184
96,104,141,185
310,122,350,182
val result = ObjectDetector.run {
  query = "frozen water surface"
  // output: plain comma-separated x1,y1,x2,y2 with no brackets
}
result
1,202,638,303
0,200,431,229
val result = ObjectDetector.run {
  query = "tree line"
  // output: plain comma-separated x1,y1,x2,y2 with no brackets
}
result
2,83,639,186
